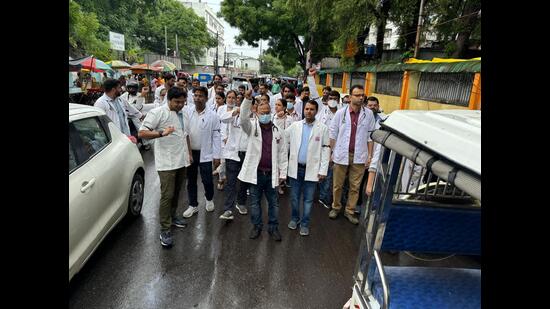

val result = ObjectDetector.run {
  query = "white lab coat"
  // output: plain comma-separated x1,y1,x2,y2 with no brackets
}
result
219,107,249,161
285,120,331,182
237,98,288,188
185,107,221,163
330,105,376,165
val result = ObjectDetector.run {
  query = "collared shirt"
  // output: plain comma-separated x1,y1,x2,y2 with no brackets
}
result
94,93,132,135
317,106,336,127
298,121,314,164
189,108,206,150
139,105,190,171
259,125,273,171
349,108,360,153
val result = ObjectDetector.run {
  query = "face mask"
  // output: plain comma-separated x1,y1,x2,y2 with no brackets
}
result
259,114,271,124
287,102,294,110
328,100,338,108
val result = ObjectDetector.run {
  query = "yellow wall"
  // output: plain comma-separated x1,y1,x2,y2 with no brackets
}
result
372,93,401,114
408,98,469,111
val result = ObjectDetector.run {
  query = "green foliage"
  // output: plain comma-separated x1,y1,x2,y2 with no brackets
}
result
69,0,113,59
259,54,285,76
72,0,214,63
221,0,336,73
286,64,303,78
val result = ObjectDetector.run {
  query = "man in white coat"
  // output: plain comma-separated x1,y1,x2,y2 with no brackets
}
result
138,87,193,247
238,90,288,241
329,84,376,225
181,86,222,218
285,99,330,236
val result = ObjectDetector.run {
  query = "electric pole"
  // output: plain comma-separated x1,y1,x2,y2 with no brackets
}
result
175,34,179,58
215,31,219,75
414,0,426,58
165,26,168,56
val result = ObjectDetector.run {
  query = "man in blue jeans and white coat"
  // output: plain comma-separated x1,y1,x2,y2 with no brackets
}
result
238,90,288,241
285,99,331,236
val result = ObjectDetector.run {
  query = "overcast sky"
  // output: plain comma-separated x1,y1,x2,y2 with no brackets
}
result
203,0,268,59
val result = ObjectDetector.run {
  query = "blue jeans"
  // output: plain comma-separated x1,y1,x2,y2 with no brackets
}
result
249,171,279,230
318,166,333,203
289,166,317,228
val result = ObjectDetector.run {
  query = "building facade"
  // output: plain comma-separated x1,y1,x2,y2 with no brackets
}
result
181,0,225,66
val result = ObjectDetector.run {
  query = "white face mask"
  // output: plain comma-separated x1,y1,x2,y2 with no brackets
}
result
328,100,338,108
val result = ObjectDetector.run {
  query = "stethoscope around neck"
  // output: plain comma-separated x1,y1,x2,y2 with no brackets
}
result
341,105,367,125
254,119,279,137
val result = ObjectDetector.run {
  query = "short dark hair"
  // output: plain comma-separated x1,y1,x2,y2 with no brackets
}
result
167,87,187,101
306,99,319,111
226,90,238,98
260,93,270,101
350,84,365,94
277,98,287,108
323,86,332,92
163,73,175,81
302,86,310,92
238,85,245,90
282,84,295,93
329,90,340,99
367,96,379,104
285,94,296,101
103,79,120,92
193,86,208,97
215,91,226,100
259,83,268,89
214,74,223,81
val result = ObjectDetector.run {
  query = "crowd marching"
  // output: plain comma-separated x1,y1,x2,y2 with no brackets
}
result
92,68,386,248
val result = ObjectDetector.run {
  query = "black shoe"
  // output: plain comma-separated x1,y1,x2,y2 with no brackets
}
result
269,227,282,241
249,226,262,239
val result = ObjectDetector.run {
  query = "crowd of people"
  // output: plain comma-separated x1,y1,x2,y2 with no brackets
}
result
92,68,386,248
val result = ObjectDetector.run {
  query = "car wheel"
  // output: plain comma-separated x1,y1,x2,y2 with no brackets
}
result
128,173,144,216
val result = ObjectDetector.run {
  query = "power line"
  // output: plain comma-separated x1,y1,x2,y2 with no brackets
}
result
360,10,481,44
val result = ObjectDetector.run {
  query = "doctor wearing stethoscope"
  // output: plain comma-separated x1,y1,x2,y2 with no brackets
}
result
328,84,376,225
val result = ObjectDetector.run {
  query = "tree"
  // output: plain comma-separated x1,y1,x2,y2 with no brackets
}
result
69,0,112,59
221,0,337,76
422,0,481,57
259,54,285,76
73,0,215,63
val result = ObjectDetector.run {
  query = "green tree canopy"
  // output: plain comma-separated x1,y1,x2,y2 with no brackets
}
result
259,54,284,76
221,0,337,75
72,0,216,63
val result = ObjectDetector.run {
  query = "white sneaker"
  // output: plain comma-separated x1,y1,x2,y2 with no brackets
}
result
183,206,198,218
206,199,215,212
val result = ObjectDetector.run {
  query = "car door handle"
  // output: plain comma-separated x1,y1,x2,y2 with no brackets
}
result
80,178,96,193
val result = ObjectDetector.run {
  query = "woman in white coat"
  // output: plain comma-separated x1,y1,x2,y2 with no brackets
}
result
284,100,331,236
238,90,288,241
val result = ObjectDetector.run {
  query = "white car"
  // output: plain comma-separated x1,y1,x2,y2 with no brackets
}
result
69,103,145,282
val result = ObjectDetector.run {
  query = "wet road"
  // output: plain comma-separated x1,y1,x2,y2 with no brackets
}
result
69,149,364,309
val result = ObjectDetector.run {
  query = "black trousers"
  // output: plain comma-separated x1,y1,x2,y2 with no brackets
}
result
187,150,214,206
223,152,249,211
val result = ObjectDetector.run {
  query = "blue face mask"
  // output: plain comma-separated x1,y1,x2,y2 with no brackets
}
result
287,102,294,110
259,114,271,124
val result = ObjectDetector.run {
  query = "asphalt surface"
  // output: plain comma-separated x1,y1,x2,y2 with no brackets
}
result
69,149,364,309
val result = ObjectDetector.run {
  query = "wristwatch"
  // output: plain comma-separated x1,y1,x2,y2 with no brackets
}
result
158,130,164,138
